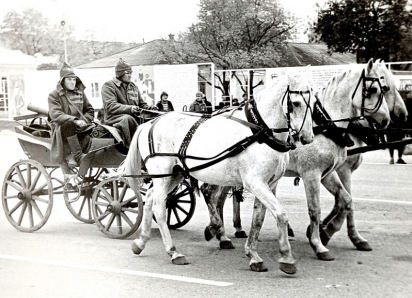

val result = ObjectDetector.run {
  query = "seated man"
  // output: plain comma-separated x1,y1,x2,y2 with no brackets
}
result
48,62,95,169
101,58,157,147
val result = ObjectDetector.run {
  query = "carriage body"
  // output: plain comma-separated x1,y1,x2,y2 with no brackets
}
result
1,109,195,238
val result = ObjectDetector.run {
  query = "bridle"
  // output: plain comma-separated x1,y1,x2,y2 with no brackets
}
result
281,86,312,140
351,68,387,117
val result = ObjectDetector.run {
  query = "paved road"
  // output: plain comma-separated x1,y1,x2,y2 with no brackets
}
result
0,129,411,298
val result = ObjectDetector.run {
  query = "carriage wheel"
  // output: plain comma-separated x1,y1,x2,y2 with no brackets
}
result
152,180,196,230
2,160,53,232
63,168,109,224
92,177,144,239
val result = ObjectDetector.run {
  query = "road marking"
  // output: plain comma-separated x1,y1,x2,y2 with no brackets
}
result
0,254,233,287
350,197,412,205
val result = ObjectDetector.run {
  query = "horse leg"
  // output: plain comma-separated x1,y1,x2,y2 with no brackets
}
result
302,173,334,261
132,187,154,255
233,188,248,238
247,182,297,274
320,171,357,246
202,184,235,249
245,198,268,272
153,177,189,265
336,165,372,251
201,183,222,241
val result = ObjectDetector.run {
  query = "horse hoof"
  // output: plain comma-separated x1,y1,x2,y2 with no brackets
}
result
172,256,189,265
234,231,248,238
250,262,268,272
355,241,373,251
317,252,334,261
131,242,143,255
279,262,297,275
219,240,235,249
204,226,215,241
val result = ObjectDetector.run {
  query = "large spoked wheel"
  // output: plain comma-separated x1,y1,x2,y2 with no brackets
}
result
63,168,109,224
152,180,196,230
2,160,53,232
92,177,144,239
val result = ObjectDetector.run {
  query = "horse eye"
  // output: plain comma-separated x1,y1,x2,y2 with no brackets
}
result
292,101,301,108
382,86,390,92
369,87,378,94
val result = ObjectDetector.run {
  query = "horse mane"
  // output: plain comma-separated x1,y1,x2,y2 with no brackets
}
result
321,68,352,101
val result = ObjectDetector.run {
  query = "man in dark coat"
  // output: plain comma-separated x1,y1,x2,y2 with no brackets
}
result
48,62,95,169
101,58,157,147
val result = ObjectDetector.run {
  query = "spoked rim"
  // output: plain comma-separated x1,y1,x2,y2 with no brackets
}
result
63,168,109,224
2,160,53,232
152,180,196,230
92,177,144,239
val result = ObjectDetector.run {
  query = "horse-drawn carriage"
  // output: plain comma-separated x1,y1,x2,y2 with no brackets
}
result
1,105,196,239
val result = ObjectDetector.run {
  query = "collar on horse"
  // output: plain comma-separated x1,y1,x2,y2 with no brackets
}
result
244,97,296,152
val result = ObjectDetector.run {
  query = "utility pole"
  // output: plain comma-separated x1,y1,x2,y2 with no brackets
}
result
61,20,68,63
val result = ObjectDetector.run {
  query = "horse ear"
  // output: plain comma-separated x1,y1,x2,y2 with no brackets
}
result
366,58,374,74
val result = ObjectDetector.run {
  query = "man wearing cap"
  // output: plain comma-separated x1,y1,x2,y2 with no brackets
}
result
48,62,95,169
101,58,158,147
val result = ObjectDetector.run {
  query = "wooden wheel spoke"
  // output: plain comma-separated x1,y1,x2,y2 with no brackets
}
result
32,195,49,204
112,181,119,201
27,203,34,228
105,214,116,231
3,194,20,199
120,197,136,206
30,200,45,219
29,170,42,191
15,166,27,189
96,211,110,221
172,207,182,224
7,200,24,216
116,215,123,233
17,202,28,225
100,187,114,203
175,204,189,215
32,183,48,195
6,180,23,192
118,185,128,203
26,164,32,189
120,212,135,228
94,200,109,207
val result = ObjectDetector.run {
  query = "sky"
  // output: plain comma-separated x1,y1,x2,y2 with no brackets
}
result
0,0,326,43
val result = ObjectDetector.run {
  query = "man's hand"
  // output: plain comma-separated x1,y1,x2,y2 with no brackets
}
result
131,106,140,114
149,105,159,111
74,119,87,128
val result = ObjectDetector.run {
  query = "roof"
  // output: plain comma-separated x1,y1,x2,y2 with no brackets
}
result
76,40,167,69
76,40,356,69
286,43,356,66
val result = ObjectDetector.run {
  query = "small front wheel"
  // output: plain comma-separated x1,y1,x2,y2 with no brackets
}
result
2,160,53,232
92,177,143,239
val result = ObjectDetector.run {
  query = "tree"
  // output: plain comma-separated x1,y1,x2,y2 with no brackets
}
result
313,0,412,63
154,0,296,96
0,8,61,56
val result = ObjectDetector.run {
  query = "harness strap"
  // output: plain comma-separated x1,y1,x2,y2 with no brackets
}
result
148,115,166,155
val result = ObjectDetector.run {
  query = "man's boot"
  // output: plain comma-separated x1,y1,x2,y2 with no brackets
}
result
66,135,86,167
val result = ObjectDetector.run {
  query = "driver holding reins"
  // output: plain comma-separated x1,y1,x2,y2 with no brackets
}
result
101,58,158,148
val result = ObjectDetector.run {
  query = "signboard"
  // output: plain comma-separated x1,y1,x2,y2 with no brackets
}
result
154,64,198,111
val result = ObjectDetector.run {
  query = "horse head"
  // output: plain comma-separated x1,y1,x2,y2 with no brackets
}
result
375,60,408,124
351,58,391,129
283,67,315,145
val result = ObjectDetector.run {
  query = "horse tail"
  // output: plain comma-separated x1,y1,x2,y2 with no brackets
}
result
117,127,143,194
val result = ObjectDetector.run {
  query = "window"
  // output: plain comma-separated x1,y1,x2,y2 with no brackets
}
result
91,82,100,97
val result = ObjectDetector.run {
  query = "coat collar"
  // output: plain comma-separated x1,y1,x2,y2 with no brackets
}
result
112,78,136,88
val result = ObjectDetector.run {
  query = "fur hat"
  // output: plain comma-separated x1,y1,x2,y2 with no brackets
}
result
115,58,132,79
58,62,85,91
160,91,168,99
